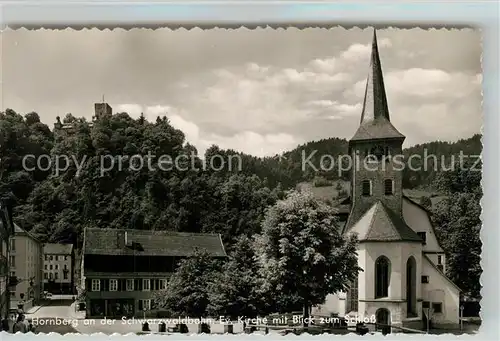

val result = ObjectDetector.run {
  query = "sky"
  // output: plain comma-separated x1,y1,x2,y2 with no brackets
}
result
1,27,482,157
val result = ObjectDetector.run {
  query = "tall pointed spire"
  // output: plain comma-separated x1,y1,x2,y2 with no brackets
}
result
360,29,390,123
350,29,404,142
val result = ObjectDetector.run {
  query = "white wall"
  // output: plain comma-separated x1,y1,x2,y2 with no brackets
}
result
421,256,460,325
359,242,422,302
356,241,424,324
424,253,446,274
402,198,443,253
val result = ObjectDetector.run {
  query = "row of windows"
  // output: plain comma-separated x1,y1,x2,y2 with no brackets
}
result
361,179,394,196
9,239,39,254
44,272,69,280
90,279,168,292
44,264,68,270
9,255,46,268
45,255,69,261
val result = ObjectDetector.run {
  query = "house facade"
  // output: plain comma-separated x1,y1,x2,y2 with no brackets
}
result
81,228,226,318
0,202,14,318
9,224,44,310
312,30,461,330
43,243,74,294
0,229,7,318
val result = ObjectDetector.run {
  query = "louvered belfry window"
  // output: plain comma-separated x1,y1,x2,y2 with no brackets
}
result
384,179,393,195
362,180,371,196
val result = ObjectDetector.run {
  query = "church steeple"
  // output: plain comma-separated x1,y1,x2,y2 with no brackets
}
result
344,29,407,232
350,29,404,142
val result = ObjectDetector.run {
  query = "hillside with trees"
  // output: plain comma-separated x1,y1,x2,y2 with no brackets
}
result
0,109,482,299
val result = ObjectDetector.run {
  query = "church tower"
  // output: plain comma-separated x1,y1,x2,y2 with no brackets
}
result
343,30,423,321
344,30,406,231
315,30,458,327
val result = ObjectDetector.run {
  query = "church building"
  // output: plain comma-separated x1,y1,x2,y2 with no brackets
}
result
312,30,461,330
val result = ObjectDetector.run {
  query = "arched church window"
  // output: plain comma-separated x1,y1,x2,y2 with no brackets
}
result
384,179,394,195
375,256,390,298
362,180,372,196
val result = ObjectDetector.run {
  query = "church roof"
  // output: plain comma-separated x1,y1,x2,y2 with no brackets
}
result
345,200,423,243
350,30,405,142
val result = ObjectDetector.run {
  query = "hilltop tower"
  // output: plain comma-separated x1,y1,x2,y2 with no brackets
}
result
94,102,113,120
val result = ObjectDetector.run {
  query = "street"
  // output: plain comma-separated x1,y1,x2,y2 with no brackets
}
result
29,295,74,318
27,296,78,334
24,296,248,334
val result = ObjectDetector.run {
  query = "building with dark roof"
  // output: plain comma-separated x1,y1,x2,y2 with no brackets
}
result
43,243,75,295
311,30,461,330
9,224,43,310
81,227,226,318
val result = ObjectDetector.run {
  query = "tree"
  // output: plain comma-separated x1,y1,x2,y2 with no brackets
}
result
207,235,269,319
153,248,221,318
431,160,482,298
76,285,87,302
24,112,41,126
254,190,360,324
419,196,432,209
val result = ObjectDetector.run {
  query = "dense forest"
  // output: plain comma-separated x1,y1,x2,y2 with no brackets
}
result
0,109,482,298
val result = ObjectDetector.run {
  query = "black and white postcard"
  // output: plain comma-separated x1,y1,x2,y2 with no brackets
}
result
0,27,482,336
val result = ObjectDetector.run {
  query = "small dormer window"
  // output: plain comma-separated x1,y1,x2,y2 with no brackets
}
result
417,232,427,244
362,180,372,196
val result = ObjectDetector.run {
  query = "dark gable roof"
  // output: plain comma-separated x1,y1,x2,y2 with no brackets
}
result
83,228,227,257
345,201,423,243
44,243,73,255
